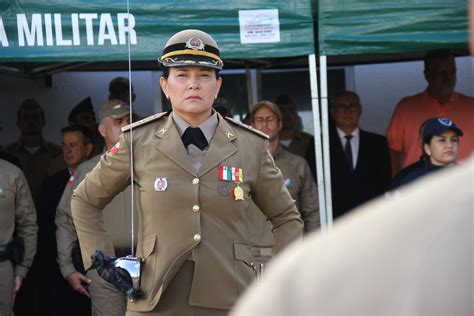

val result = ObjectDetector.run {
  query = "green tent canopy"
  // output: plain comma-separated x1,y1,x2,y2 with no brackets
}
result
318,0,469,56
0,0,314,62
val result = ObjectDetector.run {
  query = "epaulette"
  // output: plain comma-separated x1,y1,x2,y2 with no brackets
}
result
224,116,269,139
122,112,168,132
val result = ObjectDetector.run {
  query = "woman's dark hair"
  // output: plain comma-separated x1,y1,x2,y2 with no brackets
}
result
419,118,433,163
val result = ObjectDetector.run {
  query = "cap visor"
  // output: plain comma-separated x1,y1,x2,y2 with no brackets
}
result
160,54,223,70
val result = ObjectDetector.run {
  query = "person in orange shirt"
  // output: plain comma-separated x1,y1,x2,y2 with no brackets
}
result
386,49,474,175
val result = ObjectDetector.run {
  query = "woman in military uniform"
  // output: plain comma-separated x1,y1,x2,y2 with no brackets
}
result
71,29,303,315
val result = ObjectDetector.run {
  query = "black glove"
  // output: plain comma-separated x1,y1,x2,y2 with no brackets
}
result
91,250,143,300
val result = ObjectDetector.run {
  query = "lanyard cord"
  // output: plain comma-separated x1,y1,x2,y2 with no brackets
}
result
126,0,135,257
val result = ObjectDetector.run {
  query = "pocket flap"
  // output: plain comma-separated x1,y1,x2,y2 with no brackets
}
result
137,235,157,259
234,241,252,265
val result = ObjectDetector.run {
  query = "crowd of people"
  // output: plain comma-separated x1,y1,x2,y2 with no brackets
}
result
0,28,473,316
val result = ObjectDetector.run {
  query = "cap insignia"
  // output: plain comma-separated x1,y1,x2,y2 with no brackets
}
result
438,118,452,127
185,37,205,50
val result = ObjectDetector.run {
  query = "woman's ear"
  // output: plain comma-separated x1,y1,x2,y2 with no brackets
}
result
423,143,431,156
160,77,169,99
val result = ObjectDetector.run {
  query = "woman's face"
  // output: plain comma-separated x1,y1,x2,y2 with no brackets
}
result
424,130,459,166
160,67,222,125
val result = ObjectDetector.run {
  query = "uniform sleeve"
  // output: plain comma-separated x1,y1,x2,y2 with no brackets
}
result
252,140,304,254
55,182,79,278
71,135,131,269
386,100,407,152
298,161,320,233
14,171,38,278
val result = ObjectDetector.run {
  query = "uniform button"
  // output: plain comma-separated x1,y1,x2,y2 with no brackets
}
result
192,205,200,213
192,178,199,185
193,234,201,242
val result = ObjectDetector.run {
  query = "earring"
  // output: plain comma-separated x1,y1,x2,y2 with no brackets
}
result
166,95,169,100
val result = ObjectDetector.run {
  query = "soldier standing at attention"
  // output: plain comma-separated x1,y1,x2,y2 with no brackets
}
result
0,159,37,315
71,29,303,315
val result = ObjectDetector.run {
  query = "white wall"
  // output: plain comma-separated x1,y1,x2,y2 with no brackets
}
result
353,56,473,136
0,71,162,146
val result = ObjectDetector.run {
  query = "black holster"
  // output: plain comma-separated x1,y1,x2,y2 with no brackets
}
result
71,240,85,274
7,235,25,265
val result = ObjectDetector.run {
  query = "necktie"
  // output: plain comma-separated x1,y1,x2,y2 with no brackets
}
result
344,135,354,172
181,127,208,150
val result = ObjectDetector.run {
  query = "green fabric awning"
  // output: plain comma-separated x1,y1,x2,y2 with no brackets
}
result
318,0,469,55
0,0,315,62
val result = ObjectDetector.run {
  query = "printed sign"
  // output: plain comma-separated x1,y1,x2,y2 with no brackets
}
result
239,9,280,44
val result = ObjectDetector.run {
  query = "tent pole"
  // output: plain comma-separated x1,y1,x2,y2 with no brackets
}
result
319,55,333,230
308,54,327,232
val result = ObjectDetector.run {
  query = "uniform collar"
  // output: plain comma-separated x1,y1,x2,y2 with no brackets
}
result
172,111,218,144
273,144,284,160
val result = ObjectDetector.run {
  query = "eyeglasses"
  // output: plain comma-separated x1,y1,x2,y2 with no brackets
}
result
332,103,360,111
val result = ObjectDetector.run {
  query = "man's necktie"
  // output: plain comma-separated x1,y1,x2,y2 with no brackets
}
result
181,127,208,150
344,135,354,173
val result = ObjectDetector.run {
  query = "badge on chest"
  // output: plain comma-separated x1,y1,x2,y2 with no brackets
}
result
154,177,168,191
218,165,245,201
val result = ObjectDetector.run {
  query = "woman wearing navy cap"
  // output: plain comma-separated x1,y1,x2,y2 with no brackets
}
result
388,117,463,190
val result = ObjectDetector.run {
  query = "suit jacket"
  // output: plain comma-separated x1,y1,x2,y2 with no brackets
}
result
71,112,303,311
38,168,70,280
330,127,391,219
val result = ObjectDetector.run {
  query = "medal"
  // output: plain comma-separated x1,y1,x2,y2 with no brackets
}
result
219,165,245,201
234,183,244,201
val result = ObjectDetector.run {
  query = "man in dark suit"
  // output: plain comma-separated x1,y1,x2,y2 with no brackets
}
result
329,91,391,219
37,125,94,316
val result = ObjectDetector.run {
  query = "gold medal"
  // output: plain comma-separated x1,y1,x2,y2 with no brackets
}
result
234,183,244,201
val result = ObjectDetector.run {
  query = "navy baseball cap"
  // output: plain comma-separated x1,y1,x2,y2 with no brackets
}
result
422,117,463,142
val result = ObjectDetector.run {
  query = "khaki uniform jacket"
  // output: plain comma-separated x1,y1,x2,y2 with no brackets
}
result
5,140,63,207
71,112,303,311
56,155,136,278
284,131,313,158
0,159,37,278
248,146,319,260
274,146,319,232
